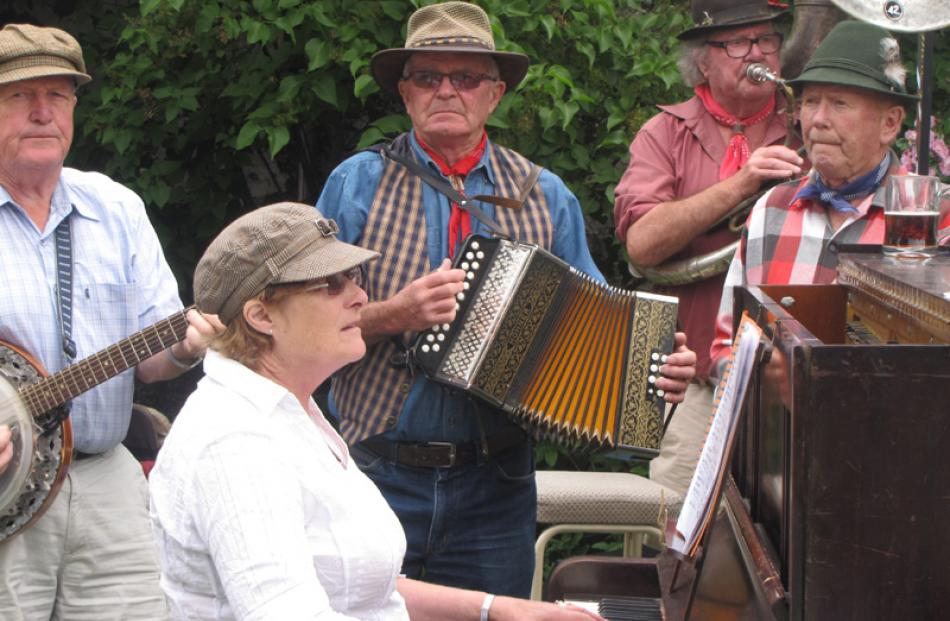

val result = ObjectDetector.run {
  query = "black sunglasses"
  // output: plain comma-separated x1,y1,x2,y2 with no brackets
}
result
402,70,499,91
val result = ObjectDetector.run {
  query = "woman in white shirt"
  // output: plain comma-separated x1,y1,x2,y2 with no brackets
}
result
149,202,603,621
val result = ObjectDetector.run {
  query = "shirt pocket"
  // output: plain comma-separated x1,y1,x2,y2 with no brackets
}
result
74,282,138,352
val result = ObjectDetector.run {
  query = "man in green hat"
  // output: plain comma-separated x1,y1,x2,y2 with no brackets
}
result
710,20,949,372
315,0,697,599
614,0,803,499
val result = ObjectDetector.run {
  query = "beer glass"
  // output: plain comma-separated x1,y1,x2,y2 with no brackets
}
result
883,175,948,259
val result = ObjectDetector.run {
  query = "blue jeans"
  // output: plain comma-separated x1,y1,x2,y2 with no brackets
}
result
352,441,537,598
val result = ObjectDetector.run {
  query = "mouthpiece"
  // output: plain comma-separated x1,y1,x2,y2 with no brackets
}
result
746,63,781,85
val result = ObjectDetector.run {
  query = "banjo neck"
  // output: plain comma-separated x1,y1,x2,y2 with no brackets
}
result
18,306,193,418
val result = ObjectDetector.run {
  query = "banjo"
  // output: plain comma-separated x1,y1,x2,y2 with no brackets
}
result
0,307,192,543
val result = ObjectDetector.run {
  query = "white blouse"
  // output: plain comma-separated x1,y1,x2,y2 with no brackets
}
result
149,351,409,620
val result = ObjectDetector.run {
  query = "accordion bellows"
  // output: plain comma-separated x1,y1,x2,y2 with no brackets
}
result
412,236,678,459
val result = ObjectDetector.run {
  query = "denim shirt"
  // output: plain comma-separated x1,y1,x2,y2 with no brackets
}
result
318,134,604,444
0,169,182,452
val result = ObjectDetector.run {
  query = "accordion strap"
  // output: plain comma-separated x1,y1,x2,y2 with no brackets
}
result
368,143,539,238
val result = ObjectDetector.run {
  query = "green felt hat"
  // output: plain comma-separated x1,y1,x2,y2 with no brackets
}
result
787,20,918,103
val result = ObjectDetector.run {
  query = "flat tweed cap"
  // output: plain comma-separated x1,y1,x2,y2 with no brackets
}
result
194,202,379,324
678,0,789,41
370,1,530,94
787,20,918,104
0,24,91,87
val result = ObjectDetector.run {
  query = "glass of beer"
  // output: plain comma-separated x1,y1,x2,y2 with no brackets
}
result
883,175,947,259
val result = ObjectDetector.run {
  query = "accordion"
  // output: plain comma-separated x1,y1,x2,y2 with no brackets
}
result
411,236,678,459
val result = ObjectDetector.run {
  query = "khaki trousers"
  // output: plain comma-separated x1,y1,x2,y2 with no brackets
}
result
0,445,168,620
650,382,714,497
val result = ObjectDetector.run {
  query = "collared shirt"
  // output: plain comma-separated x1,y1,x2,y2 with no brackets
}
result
0,168,182,453
709,167,950,371
317,133,603,443
614,96,791,379
149,351,409,621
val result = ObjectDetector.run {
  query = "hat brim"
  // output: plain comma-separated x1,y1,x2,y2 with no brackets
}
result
787,67,919,104
275,236,380,286
677,11,789,41
0,66,91,88
370,47,530,94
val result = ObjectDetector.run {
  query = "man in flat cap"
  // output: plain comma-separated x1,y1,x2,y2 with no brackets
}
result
614,0,804,499
316,1,697,598
0,24,220,619
710,20,950,371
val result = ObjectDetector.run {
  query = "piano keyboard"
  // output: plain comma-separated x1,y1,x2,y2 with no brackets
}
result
564,595,663,620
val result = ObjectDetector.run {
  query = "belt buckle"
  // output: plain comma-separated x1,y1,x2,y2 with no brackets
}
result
423,441,457,467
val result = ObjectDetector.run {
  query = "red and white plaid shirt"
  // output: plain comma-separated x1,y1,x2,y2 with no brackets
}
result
710,166,950,371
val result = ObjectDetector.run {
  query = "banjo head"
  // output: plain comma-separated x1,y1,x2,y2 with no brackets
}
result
0,342,70,542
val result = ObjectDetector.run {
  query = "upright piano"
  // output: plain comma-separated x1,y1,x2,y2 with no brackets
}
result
551,248,950,620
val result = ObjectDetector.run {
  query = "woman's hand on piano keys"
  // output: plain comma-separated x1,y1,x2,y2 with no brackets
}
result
489,595,606,620
656,331,697,403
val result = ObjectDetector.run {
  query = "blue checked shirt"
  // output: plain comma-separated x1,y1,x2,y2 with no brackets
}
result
0,169,183,453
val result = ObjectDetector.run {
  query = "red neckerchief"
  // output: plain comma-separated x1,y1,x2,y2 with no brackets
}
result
416,131,488,258
694,83,776,180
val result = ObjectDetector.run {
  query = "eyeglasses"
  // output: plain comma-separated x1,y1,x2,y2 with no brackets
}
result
301,266,364,296
402,70,499,91
704,33,782,58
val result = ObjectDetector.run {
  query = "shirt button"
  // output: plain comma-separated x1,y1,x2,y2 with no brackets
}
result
828,242,838,254
399,383,410,394
386,416,397,427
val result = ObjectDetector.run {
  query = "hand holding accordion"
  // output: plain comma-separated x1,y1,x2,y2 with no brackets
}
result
412,236,679,460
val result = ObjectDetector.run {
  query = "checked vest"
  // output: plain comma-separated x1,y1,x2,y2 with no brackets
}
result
333,133,552,444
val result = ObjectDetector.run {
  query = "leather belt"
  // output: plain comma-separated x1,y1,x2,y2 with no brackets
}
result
360,429,527,468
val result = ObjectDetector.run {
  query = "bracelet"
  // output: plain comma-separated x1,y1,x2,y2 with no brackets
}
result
480,593,494,621
166,346,202,370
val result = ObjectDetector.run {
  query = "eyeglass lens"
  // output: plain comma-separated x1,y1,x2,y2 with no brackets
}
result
406,71,496,91
307,267,363,296
710,34,782,58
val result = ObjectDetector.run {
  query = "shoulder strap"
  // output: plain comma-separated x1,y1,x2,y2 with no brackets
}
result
54,215,77,362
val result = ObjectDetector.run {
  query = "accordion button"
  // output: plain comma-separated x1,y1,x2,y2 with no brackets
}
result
466,252,475,260
422,344,430,353
472,261,480,270
432,325,441,332
651,352,660,361
648,375,656,384
657,389,665,398
466,272,474,280
432,344,441,352
476,251,484,259
455,303,460,312
461,262,470,270
661,354,669,363
437,334,445,342
463,282,470,290
471,241,480,250
442,323,450,331
457,292,465,301
650,364,659,372
426,334,435,342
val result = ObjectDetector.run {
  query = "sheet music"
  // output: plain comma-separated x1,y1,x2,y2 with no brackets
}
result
669,316,762,555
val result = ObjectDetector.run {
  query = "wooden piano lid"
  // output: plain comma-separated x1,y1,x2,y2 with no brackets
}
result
837,246,950,344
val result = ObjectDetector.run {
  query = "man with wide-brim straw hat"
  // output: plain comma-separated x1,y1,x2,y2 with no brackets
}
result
0,22,221,620
711,20,948,370
614,0,801,501
316,0,697,600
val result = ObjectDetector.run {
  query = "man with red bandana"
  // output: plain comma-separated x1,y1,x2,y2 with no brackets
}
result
613,0,802,498
316,1,697,599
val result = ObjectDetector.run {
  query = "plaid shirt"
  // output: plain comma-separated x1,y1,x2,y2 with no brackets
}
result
711,166,950,371
0,169,182,453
